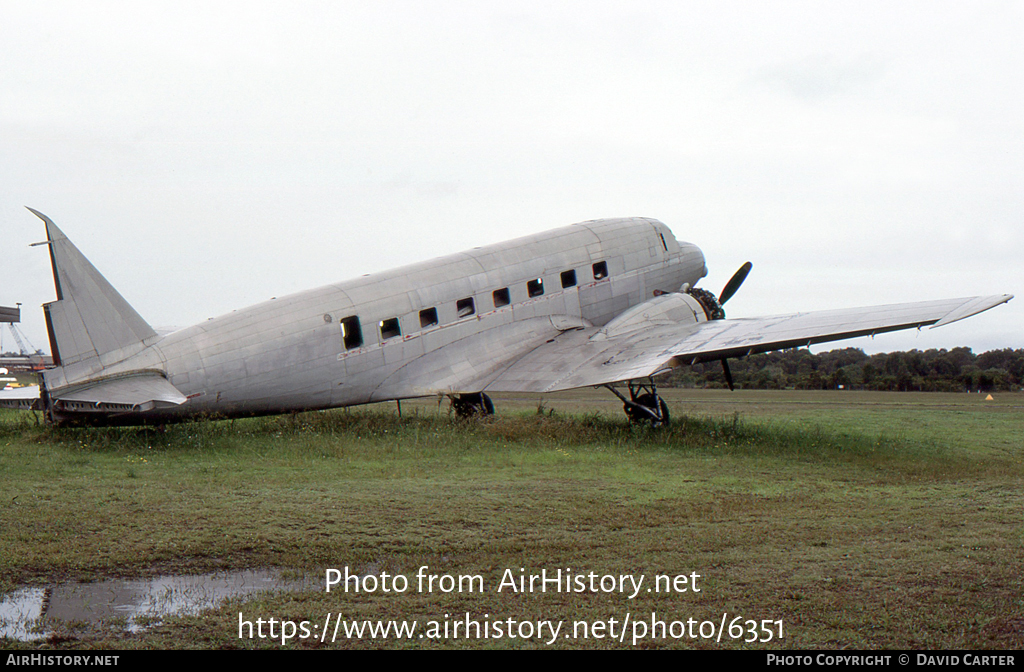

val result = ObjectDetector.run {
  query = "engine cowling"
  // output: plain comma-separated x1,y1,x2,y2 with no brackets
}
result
687,287,726,320
592,293,708,340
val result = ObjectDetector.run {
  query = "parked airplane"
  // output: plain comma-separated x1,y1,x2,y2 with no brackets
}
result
0,209,1012,426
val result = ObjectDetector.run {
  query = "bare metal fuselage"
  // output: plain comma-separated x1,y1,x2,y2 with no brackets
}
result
12,209,1010,426
43,217,705,424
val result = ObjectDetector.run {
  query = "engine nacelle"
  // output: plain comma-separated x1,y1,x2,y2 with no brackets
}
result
687,287,725,320
592,293,708,340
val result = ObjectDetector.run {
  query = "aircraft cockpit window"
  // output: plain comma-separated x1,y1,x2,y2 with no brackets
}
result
457,297,476,318
593,261,608,280
419,307,438,328
379,317,401,340
527,278,544,297
493,287,510,308
340,316,363,349
560,270,577,288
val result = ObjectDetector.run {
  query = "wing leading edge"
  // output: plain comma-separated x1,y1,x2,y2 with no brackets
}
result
486,294,1013,393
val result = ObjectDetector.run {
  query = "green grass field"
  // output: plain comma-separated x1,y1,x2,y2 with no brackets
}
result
1,389,1022,649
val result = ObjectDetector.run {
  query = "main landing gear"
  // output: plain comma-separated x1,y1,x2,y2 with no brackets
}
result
451,392,495,418
604,379,670,427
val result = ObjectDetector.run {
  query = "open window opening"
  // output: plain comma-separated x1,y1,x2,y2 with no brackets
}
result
340,316,363,350
419,307,438,328
593,261,608,280
457,297,476,318
493,287,510,308
560,269,577,288
379,317,401,340
527,278,544,297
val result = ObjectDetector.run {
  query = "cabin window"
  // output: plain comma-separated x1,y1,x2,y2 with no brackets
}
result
527,278,544,297
457,297,476,318
560,269,577,288
593,261,608,280
379,317,401,340
419,307,438,328
493,287,510,308
340,316,363,349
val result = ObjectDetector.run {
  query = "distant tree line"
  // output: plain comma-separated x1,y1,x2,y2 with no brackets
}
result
662,347,1024,392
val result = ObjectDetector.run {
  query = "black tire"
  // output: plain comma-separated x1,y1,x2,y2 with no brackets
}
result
625,393,670,427
453,393,494,418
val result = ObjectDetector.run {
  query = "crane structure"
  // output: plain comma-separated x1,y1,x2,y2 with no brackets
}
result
1,303,48,371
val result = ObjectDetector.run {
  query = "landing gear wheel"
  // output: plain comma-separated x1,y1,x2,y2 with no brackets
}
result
452,392,494,418
624,393,670,427
604,379,671,427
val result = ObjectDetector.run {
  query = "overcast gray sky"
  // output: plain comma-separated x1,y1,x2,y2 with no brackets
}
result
2,1,1020,356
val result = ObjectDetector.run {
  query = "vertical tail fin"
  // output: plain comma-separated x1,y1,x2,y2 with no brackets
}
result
28,208,156,378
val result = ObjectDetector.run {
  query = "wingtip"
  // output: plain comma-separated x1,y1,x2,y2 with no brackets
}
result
931,294,1014,329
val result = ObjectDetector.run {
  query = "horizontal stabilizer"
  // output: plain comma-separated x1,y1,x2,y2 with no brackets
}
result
52,371,188,413
0,384,41,410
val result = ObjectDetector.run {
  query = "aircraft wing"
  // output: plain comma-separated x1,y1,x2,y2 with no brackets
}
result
486,294,1013,393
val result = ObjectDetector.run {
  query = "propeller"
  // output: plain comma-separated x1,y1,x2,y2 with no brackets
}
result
719,261,752,306
685,261,753,390
717,261,752,390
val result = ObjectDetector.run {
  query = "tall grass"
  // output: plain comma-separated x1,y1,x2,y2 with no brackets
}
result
6,407,926,458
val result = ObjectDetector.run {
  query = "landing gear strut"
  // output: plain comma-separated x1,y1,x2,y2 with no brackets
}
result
451,392,495,418
604,379,670,427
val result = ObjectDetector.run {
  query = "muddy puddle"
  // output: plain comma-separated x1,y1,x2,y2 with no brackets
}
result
0,569,316,641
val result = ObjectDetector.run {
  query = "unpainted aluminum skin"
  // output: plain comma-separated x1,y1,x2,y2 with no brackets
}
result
1,210,1011,425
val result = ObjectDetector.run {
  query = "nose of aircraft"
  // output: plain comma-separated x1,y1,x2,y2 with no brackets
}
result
677,240,708,281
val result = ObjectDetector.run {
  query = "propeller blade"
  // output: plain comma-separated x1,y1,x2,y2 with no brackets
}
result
719,261,752,305
722,359,735,391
